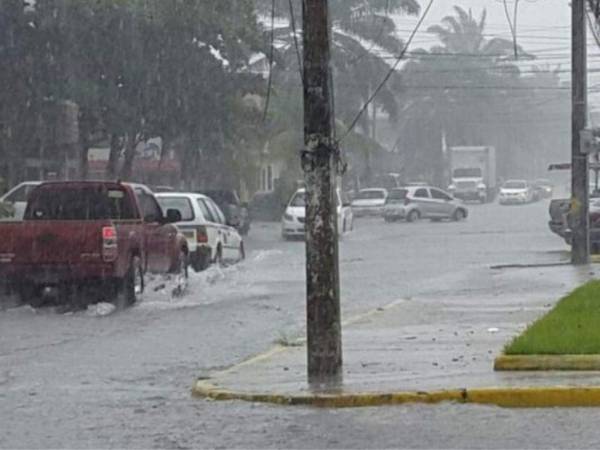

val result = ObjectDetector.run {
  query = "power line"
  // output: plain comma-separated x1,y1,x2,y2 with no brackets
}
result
339,0,435,142
587,8,600,49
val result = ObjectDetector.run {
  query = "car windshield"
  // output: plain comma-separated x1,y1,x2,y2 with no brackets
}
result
386,189,408,203
25,186,136,220
356,190,385,200
156,197,194,221
503,181,527,189
289,192,306,207
535,179,552,186
453,168,482,178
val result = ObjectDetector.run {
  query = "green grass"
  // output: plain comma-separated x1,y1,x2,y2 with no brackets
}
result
505,280,600,355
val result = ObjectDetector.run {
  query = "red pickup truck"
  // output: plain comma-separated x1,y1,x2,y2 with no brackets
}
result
0,181,188,308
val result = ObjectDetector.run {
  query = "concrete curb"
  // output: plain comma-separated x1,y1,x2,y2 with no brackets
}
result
495,354,600,371
192,380,600,408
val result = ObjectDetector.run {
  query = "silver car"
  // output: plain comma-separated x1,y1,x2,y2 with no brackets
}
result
383,186,468,222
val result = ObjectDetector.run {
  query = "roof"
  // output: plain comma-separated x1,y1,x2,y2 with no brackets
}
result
155,192,210,200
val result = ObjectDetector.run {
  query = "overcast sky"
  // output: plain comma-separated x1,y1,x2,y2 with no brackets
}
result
395,0,572,64
393,0,600,109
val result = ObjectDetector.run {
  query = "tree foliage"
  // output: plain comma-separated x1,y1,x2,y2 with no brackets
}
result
256,0,420,190
0,0,263,189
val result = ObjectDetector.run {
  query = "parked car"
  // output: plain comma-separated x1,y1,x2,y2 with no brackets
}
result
548,188,600,240
498,180,534,205
532,179,553,200
351,188,388,217
0,181,188,308
281,188,353,240
199,189,250,235
563,198,600,252
156,192,244,272
383,186,468,222
0,181,42,220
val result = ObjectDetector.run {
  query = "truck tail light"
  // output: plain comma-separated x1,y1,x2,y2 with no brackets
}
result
196,226,208,244
102,226,118,262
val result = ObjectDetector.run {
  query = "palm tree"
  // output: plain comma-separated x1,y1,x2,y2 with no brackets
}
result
393,6,531,184
257,0,420,188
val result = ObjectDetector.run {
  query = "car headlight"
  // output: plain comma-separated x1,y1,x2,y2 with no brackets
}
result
283,212,294,221
448,184,456,191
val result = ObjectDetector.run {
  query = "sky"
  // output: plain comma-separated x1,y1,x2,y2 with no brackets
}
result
396,0,570,52
393,0,600,108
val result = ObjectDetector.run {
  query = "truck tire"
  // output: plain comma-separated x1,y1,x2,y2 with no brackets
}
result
115,256,143,309
19,284,43,308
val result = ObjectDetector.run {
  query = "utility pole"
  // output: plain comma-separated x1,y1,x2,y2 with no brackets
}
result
302,0,343,387
572,0,589,264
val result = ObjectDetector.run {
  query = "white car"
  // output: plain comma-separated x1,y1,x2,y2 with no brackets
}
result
351,188,388,217
0,181,43,220
156,193,244,272
498,180,534,205
281,188,353,240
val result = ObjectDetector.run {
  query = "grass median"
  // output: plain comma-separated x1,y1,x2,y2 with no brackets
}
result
505,280,600,355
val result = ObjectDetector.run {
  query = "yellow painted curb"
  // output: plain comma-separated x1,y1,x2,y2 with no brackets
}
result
466,387,600,407
192,379,467,407
495,354,600,371
192,380,600,408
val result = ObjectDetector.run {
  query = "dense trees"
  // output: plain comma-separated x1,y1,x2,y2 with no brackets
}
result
0,0,262,189
256,0,420,191
0,1,572,194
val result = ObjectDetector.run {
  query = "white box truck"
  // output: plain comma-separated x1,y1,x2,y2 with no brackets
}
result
448,146,497,203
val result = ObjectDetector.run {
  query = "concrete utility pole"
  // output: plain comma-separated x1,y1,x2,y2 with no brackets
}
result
571,0,589,264
302,0,343,386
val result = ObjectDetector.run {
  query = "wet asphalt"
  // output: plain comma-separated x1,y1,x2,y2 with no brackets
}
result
3,199,600,449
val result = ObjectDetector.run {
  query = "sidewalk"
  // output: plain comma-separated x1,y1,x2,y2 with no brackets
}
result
193,264,600,407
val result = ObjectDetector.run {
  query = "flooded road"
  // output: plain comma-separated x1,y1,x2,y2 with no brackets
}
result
4,199,597,449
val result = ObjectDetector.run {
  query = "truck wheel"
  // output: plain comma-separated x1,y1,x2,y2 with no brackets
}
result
19,284,43,308
115,256,143,309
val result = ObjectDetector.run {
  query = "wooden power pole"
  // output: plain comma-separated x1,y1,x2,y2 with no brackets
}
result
572,0,589,264
302,0,343,386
